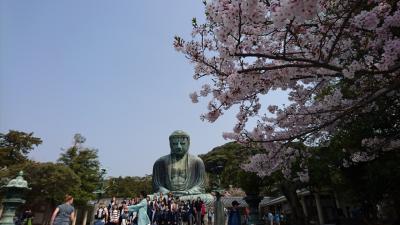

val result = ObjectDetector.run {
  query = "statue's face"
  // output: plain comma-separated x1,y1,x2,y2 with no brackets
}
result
170,136,189,157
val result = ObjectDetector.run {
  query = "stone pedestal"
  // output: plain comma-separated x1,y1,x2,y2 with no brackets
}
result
244,195,263,225
174,194,215,207
0,198,25,225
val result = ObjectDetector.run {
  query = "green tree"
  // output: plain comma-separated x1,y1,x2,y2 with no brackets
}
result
25,162,81,207
0,160,81,223
105,175,152,198
58,134,101,206
305,93,400,222
0,130,42,168
201,142,311,225
201,142,271,192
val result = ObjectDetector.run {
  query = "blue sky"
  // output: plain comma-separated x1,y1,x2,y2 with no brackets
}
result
0,0,288,177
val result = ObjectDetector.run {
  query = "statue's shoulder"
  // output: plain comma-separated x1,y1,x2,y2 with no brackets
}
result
154,155,170,165
157,155,170,160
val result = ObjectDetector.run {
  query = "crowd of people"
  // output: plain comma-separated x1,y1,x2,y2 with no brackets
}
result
94,192,211,225
262,208,285,225
14,193,285,225
93,192,288,225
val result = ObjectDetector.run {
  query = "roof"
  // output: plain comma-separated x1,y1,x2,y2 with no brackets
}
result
261,189,310,206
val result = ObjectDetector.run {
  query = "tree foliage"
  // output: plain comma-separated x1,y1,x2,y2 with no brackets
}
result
177,2,400,223
175,0,400,181
305,95,400,216
105,175,152,198
0,157,81,208
24,162,81,207
0,130,42,168
58,134,101,206
200,142,271,196
0,131,104,213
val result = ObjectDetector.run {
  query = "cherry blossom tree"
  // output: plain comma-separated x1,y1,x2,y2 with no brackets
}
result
175,0,400,180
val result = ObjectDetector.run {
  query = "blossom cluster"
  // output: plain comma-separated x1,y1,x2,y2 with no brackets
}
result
175,0,400,181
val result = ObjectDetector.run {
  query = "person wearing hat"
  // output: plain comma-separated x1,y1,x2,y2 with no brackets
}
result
228,201,241,225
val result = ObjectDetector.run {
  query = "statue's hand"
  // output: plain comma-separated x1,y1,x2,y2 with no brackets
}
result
187,188,202,195
158,187,170,194
172,191,189,196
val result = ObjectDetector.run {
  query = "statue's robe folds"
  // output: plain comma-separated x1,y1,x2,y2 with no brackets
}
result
152,154,205,194
152,154,214,206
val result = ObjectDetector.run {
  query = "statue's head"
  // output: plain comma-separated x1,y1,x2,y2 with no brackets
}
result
169,130,190,157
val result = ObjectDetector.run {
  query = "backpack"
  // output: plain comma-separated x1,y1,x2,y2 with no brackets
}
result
95,208,106,220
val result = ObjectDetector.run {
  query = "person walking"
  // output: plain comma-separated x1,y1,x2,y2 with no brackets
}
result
120,206,130,225
227,201,241,225
273,209,280,225
147,196,154,225
243,208,250,225
21,209,34,225
267,210,274,225
181,201,189,225
188,201,195,225
162,207,169,225
50,195,75,225
194,198,202,225
200,203,206,225
154,207,162,225
207,209,214,225
94,203,108,225
128,191,151,225
170,207,179,225
109,204,121,225
150,196,158,224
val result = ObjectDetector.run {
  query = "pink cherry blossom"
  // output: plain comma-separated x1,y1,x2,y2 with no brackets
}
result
175,0,400,180
189,92,199,103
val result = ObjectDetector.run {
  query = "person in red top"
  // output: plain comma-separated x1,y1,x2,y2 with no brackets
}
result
200,202,206,225
243,207,250,225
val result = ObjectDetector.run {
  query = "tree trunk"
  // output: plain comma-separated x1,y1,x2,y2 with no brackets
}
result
90,205,97,225
314,193,325,225
82,209,88,225
279,181,308,225
45,201,56,225
72,209,78,225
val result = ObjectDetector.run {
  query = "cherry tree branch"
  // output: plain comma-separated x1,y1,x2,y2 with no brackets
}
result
257,78,400,143
234,53,343,72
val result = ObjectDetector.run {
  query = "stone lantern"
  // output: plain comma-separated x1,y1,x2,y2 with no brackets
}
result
0,171,30,225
